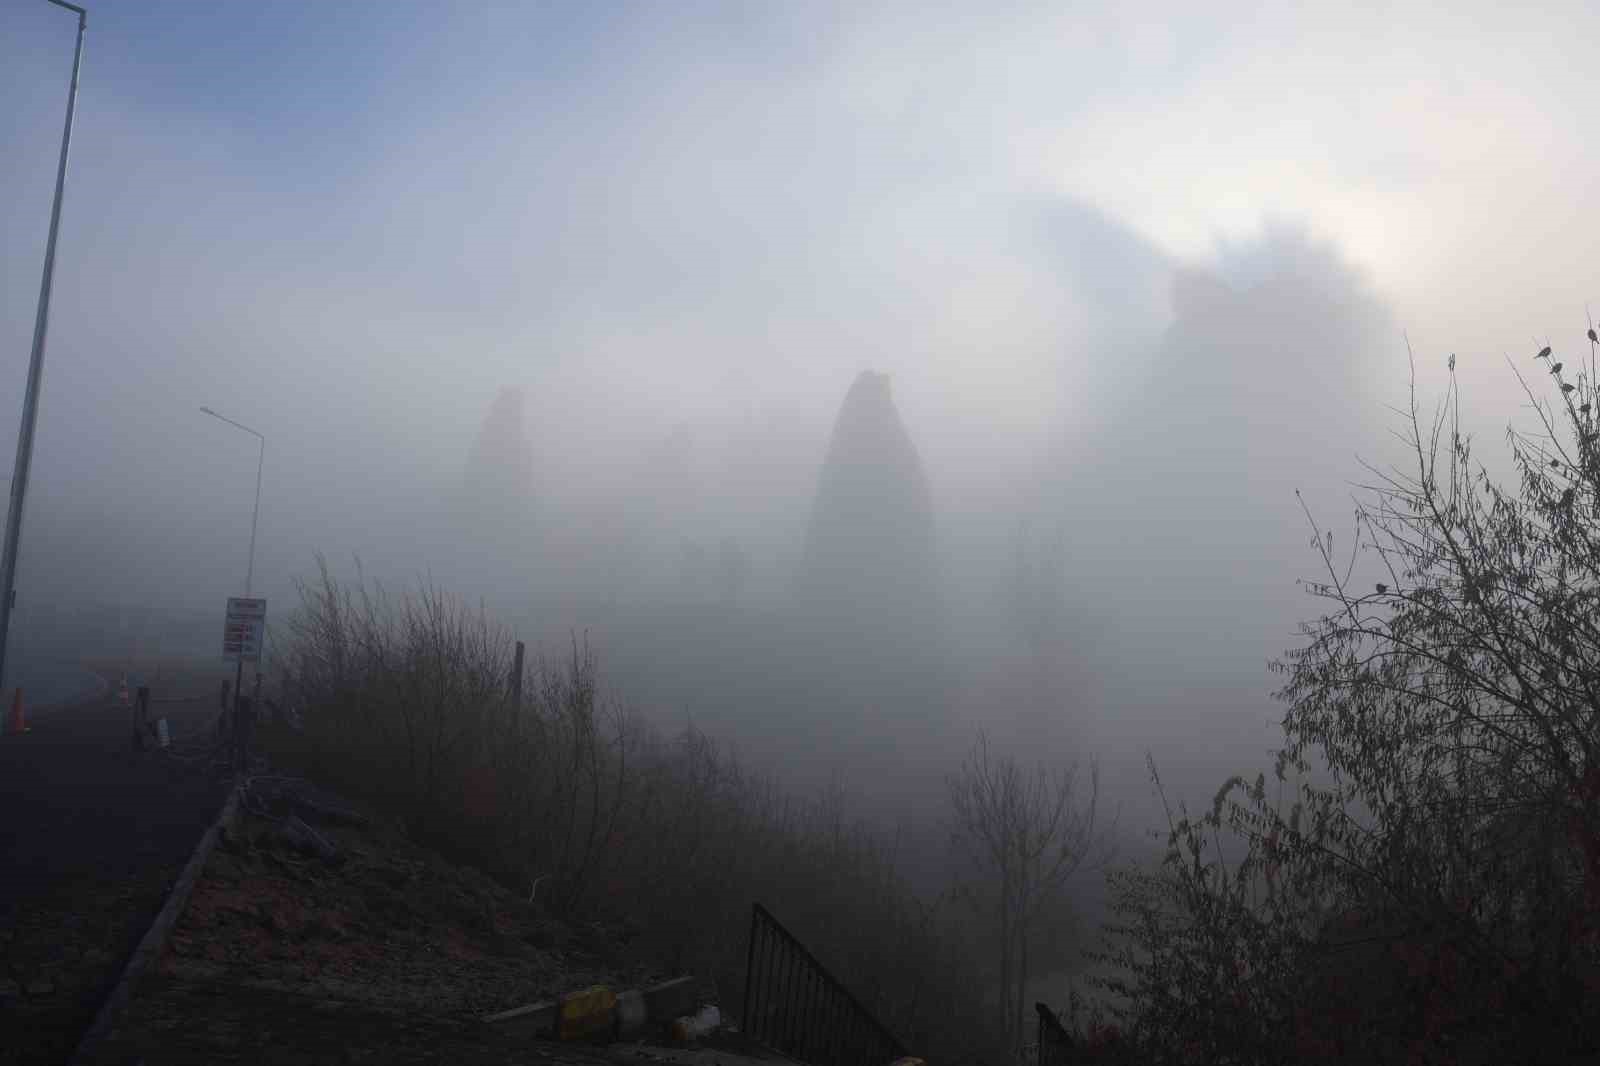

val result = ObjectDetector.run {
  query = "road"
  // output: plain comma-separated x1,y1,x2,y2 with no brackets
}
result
0,672,232,1066
3,657,102,717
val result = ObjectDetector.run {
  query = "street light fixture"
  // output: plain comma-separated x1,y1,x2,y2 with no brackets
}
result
0,0,89,702
199,407,265,597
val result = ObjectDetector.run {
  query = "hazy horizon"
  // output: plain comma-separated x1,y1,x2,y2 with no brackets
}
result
6,2,1596,832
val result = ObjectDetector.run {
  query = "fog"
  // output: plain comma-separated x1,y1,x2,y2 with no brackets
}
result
5,1,1597,850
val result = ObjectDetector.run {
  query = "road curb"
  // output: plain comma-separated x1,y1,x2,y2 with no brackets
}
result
68,780,241,1066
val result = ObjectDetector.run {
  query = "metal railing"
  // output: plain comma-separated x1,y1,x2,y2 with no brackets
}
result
1036,1002,1075,1066
742,903,909,1066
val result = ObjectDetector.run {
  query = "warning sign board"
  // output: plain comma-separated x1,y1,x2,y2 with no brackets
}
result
222,597,267,663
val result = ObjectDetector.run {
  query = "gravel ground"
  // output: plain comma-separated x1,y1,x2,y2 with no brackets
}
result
0,671,233,1066
79,976,776,1066
81,771,685,1065
76,976,622,1066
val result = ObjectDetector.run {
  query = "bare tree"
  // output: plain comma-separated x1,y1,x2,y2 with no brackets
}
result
948,730,1115,1052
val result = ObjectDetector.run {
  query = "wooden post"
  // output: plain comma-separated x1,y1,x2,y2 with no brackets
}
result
218,678,232,745
511,640,525,715
231,656,244,772
133,685,150,750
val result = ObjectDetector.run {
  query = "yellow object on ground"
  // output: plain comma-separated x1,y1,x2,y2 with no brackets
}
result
558,985,618,1041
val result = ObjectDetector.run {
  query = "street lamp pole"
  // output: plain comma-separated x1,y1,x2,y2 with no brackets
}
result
200,406,264,775
199,407,264,597
0,0,88,700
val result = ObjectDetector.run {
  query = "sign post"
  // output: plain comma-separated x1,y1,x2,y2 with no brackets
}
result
222,597,266,773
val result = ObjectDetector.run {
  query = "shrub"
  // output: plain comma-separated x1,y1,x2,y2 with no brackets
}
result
1092,332,1600,1064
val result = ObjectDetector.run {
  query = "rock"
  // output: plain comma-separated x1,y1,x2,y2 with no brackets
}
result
280,815,341,863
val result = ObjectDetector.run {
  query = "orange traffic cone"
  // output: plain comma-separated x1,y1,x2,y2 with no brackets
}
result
7,688,26,735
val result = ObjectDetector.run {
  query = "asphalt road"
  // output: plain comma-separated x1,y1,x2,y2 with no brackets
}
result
0,677,232,1066
2,659,102,717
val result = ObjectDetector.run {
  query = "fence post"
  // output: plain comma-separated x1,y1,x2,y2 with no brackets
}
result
511,640,525,714
743,903,759,1037
132,684,150,750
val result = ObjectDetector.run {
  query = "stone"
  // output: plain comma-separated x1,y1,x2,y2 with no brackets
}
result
280,815,340,862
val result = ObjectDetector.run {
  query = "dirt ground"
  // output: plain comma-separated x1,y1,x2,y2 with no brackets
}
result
82,975,781,1066
80,773,694,1065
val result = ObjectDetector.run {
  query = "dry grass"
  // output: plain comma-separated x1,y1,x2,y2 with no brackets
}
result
269,557,1004,1063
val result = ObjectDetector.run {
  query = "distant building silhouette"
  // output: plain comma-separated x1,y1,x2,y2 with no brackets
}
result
455,386,535,598
796,371,939,643
462,386,534,508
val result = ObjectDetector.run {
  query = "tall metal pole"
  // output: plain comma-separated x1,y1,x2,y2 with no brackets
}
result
199,406,264,597
246,435,262,597
0,1,88,699
199,405,264,774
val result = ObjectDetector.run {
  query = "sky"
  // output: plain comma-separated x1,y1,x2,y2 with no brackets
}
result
4,1,1598,818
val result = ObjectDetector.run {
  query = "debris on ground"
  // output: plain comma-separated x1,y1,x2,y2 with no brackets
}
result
669,1004,723,1043
83,773,722,1064
276,812,341,863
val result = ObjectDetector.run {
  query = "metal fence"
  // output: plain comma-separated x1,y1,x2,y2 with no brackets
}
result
742,903,909,1066
1036,1002,1075,1066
